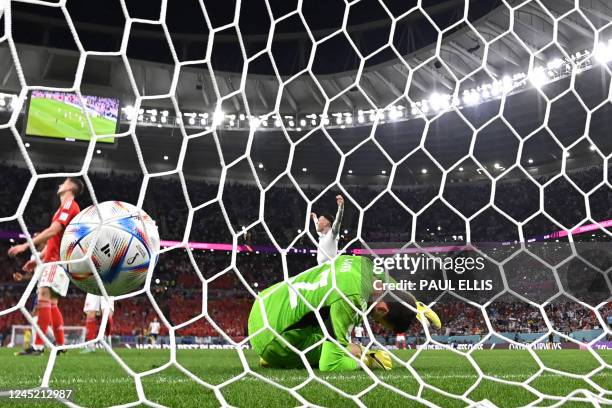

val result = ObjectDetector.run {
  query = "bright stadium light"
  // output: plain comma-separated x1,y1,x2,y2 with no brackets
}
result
480,86,490,98
302,167,307,172
381,170,386,175
124,105,135,119
96,149,102,154
429,93,449,111
463,90,480,105
529,67,547,88
348,169,353,174
163,155,169,161
188,117,195,125
589,144,597,151
274,119,281,127
547,58,563,70
213,110,225,125
239,113,245,121
357,115,365,123
494,162,501,169
502,75,513,93
389,108,402,120
258,162,264,169
421,168,428,174
594,41,612,64
300,119,306,127
458,167,464,171
25,142,30,148
528,158,534,164
345,116,353,124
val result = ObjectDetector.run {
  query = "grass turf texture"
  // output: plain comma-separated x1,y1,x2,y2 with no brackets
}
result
0,348,609,407
26,98,116,143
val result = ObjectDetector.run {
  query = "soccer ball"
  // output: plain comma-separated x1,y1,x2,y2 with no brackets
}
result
60,201,160,296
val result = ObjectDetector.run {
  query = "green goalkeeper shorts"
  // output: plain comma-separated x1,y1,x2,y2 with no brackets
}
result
257,326,323,369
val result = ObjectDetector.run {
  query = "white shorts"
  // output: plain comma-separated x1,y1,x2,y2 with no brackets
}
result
83,293,115,314
38,264,70,297
396,335,406,342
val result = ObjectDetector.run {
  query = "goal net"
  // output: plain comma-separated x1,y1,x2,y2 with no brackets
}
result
0,0,610,407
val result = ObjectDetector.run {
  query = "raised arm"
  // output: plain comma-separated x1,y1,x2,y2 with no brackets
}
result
311,212,323,237
331,195,344,238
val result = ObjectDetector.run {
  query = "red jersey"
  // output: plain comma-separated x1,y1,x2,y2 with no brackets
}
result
44,198,80,262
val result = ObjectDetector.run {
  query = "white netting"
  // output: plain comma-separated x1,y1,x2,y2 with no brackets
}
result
0,0,611,407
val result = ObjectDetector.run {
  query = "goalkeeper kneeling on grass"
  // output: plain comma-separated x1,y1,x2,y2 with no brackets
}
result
248,255,441,372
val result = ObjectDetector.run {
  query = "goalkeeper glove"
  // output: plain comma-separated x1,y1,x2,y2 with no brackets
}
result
416,301,442,330
360,347,393,370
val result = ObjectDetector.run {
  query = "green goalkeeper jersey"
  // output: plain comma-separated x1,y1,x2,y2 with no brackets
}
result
248,255,376,371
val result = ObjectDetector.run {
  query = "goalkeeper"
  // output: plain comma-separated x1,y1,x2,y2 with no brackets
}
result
248,255,441,372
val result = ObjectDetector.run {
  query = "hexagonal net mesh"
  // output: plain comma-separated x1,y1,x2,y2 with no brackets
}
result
0,0,610,406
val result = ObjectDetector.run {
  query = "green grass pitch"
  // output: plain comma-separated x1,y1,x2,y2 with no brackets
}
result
0,348,609,407
26,98,116,143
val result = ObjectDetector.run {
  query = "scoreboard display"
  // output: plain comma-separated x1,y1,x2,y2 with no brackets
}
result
25,91,119,143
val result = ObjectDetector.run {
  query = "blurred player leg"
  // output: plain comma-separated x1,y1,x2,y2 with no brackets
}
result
81,293,100,353
19,264,70,355
81,294,114,353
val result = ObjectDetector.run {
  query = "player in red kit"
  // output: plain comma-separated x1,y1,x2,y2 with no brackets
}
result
8,177,84,355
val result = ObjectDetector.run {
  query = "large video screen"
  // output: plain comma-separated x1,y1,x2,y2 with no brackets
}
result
25,91,119,143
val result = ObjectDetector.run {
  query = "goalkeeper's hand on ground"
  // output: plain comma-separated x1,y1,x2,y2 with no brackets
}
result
416,301,442,330
360,346,392,370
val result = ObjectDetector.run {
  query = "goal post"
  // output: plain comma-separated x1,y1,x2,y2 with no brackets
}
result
8,325,86,349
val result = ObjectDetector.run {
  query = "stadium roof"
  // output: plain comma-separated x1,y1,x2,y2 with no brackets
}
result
0,0,611,184
2,0,610,113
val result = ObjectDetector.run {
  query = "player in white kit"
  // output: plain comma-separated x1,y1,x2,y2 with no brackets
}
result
311,195,344,265
81,293,115,353
149,317,161,344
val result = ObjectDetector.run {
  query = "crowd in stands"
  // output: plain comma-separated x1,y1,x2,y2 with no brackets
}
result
0,162,610,344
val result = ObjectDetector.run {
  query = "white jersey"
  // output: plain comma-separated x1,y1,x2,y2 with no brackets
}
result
149,321,161,335
83,293,114,314
353,326,365,338
313,204,344,265
38,264,70,297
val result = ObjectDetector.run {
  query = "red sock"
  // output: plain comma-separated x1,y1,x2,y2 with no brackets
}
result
85,317,97,341
50,304,65,346
34,300,51,348
105,315,113,337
